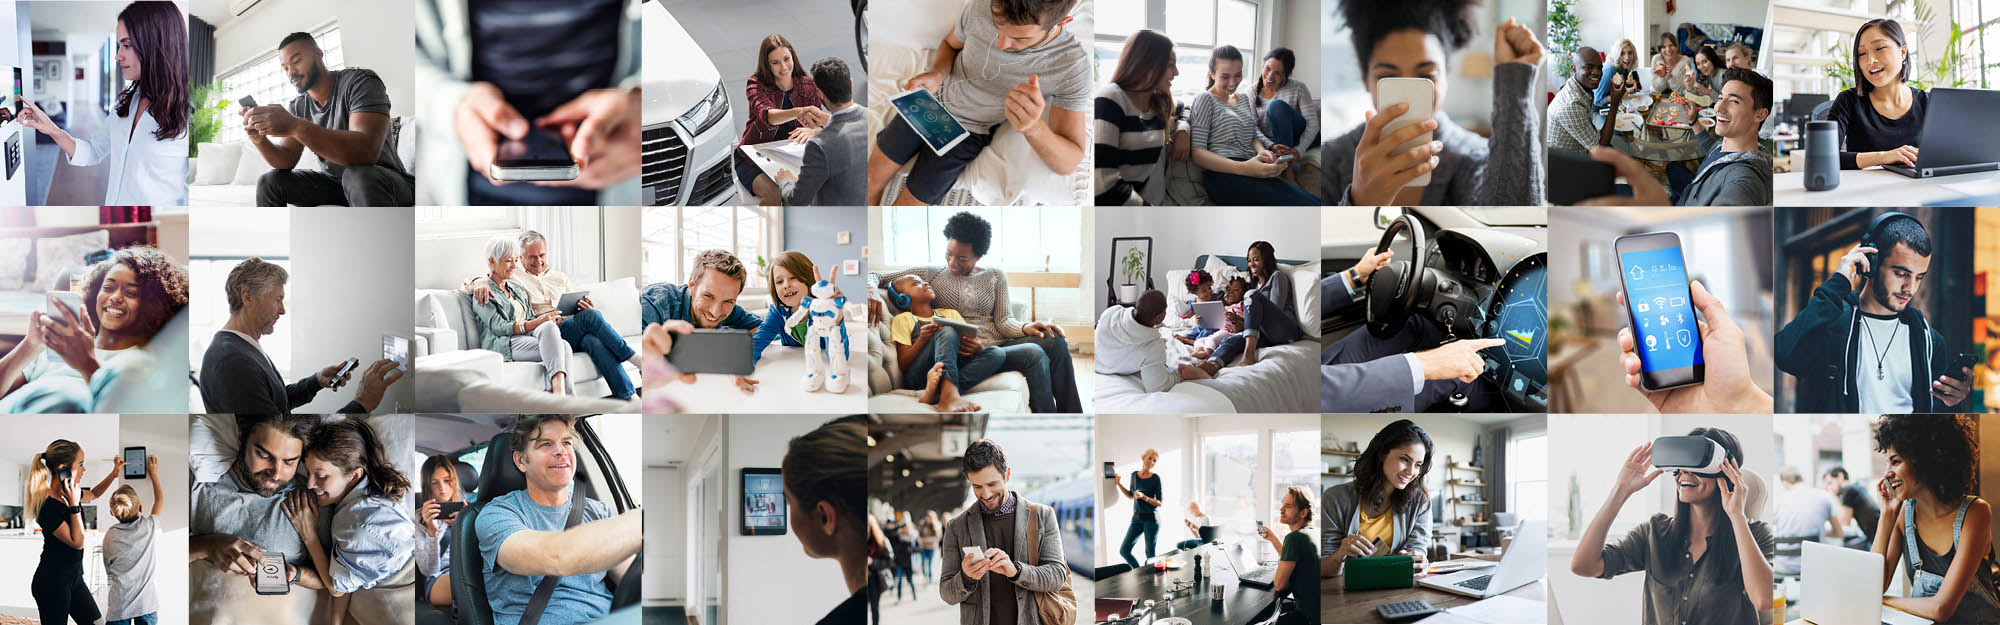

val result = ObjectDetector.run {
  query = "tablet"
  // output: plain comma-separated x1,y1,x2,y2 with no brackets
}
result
741,468,786,535
891,88,971,155
664,329,755,375
383,334,409,372
554,291,590,315
927,316,979,338
1190,301,1225,330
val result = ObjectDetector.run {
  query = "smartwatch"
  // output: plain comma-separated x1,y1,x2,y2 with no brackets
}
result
289,563,301,585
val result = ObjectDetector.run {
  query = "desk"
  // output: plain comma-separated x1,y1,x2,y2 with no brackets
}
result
1775,166,2000,206
1094,542,1278,625
1321,555,1545,624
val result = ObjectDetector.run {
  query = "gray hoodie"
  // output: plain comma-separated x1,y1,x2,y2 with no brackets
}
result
1325,62,1544,206
1678,147,1772,206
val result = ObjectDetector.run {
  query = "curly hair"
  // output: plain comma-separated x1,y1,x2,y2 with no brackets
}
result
1351,419,1434,516
961,438,1009,476
1339,0,1481,76
86,245,187,341
1873,415,1977,501
1184,268,1213,295
942,211,993,257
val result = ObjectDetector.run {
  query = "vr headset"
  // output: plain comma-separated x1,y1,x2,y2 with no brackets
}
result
1651,435,1735,491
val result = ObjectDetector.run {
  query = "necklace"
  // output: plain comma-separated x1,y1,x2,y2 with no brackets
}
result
1860,316,1900,381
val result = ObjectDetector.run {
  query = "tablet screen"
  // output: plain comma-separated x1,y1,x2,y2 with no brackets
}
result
891,89,970,152
741,469,786,535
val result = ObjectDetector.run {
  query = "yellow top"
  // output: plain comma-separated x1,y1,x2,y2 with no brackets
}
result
1356,505,1394,552
889,309,966,345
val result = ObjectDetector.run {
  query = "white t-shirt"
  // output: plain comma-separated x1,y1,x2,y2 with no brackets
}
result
1856,313,1913,413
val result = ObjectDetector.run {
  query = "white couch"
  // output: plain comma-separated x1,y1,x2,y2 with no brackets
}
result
412,276,642,411
189,116,417,206
865,289,1033,413
1094,259,1321,413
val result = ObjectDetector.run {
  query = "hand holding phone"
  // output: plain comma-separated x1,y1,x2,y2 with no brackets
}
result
1351,78,1439,205
254,553,290,595
490,128,579,181
1615,232,1704,391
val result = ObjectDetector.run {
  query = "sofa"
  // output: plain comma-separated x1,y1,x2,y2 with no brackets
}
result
1094,255,1320,413
865,282,1033,413
412,276,643,411
188,116,416,206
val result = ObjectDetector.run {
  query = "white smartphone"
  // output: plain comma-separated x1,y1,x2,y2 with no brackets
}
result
333,357,360,384
383,334,409,372
962,546,981,559
45,291,83,323
1273,154,1296,164
1373,77,1436,188
254,552,289,595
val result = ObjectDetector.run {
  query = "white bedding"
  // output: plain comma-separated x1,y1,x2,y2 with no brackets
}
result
1094,327,1316,413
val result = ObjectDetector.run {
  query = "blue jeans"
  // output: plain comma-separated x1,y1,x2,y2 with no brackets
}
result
1210,290,1305,365
1265,98,1318,149
1202,170,1319,205
1000,334,1081,412
109,614,158,625
559,307,637,399
893,565,916,599
919,547,935,583
900,326,1058,412
1119,518,1160,568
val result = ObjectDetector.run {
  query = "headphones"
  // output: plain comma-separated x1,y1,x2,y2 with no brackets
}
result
1860,211,1918,284
891,289,911,308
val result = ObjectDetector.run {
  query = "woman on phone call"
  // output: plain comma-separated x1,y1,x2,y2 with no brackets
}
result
0,246,188,413
18,1,188,206
1327,0,1546,206
31,439,126,625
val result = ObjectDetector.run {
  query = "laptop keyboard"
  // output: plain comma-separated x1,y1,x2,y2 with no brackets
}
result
1454,574,1493,591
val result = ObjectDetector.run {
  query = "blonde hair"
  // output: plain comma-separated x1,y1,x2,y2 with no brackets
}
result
28,440,81,510
1142,448,1159,461
110,485,142,522
1617,38,1638,67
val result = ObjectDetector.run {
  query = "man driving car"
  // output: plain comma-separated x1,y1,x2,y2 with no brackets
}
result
1321,246,1506,412
476,415,641,625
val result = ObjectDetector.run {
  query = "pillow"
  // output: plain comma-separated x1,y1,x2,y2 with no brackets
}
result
33,230,110,292
579,276,641,336
414,289,449,330
229,142,275,186
395,116,418,174
295,146,322,172
0,236,31,290
192,143,242,185
1292,261,1322,336
867,0,971,51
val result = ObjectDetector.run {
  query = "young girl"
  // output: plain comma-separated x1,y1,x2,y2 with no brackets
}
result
1176,269,1220,343
754,251,849,378
1870,415,2000,623
284,419,416,625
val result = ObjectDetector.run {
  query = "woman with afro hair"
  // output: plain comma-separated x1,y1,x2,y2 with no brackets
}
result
1325,0,1546,206
1869,415,2000,623
0,245,189,412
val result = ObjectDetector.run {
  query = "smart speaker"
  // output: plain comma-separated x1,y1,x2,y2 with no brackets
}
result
1805,120,1840,191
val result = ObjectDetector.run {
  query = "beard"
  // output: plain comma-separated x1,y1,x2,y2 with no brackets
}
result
1868,270,1909,313
293,64,324,94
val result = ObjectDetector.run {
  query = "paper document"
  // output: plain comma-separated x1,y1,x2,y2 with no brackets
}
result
740,139,808,195
1416,595,1546,624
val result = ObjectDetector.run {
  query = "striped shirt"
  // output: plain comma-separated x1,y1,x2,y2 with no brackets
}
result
1190,89,1271,161
1093,85,1180,202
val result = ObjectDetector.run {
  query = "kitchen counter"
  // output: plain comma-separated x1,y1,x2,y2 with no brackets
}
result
0,530,108,614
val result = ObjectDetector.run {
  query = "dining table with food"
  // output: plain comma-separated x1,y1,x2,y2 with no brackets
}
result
1603,86,1719,188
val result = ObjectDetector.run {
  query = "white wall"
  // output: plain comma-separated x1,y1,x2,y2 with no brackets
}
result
209,0,413,115
722,415,849,625
1092,206,1318,313
288,207,415,412
644,465,686,605
1273,0,1320,96
122,413,189,625
414,208,633,290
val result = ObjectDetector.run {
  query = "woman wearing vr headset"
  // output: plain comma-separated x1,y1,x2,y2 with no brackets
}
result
1571,428,1776,625
1869,415,2000,623
1319,419,1436,576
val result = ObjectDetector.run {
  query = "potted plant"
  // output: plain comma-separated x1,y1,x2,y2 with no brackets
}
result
1116,246,1146,303
188,80,232,158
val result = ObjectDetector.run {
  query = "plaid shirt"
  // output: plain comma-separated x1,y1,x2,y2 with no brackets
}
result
1547,77,1600,154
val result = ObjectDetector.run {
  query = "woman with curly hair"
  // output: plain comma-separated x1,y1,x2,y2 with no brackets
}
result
18,1,189,206
1870,415,2000,623
0,245,188,412
1326,0,1546,206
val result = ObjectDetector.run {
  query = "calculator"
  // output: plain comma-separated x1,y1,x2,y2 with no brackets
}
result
1375,599,1441,621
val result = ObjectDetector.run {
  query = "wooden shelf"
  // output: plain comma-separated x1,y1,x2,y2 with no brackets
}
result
1321,471,1353,478
1449,480,1487,487
1322,448,1361,457
1449,463,1483,472
1456,521,1492,527
1450,499,1489,506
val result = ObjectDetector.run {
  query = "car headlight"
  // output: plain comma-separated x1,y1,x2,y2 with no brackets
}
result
677,83,728,136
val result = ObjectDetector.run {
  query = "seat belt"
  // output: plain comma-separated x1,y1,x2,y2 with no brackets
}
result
519,490,588,625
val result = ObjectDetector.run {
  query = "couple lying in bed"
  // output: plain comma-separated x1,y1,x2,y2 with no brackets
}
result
1094,241,1307,393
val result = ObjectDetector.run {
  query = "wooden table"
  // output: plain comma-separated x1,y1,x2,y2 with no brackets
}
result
1094,542,1278,625
1321,553,1545,624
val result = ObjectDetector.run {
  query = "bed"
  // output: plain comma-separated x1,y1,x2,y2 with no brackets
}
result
1094,256,1320,413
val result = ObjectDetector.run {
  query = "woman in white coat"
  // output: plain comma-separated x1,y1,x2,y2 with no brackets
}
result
19,1,188,206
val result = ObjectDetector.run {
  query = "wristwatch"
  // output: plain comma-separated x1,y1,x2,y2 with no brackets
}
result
289,563,302,585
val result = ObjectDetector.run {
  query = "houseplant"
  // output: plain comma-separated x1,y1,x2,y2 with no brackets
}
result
1116,245,1146,304
188,80,231,157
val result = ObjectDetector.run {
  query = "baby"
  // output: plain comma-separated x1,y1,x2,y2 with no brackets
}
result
888,275,998,413
1095,289,1220,392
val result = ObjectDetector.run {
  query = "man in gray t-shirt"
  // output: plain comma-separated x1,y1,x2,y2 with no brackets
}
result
244,31,413,206
865,0,1093,205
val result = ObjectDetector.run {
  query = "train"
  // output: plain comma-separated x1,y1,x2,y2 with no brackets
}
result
1023,468,1096,577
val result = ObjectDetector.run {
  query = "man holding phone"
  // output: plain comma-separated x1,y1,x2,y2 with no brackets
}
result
937,439,1068,625
246,32,413,207
460,230,638,400
199,257,404,414
641,249,765,393
190,416,327,609
1776,214,1968,412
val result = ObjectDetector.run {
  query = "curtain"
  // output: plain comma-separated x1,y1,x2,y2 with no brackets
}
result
1484,426,1510,531
99,207,149,223
518,207,585,282
188,16,216,87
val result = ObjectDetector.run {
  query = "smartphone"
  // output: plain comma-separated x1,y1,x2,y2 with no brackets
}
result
1373,77,1436,187
45,291,83,323
436,501,465,520
333,357,360,383
490,128,578,181
664,329,755,375
1273,154,1296,164
1547,148,1617,205
1947,352,1979,382
123,447,146,479
1615,232,1704,390
254,552,289,595
238,95,258,109
961,546,981,559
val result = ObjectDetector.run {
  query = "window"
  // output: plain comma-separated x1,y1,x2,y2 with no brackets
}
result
214,24,345,142
643,207,774,300
1965,0,2000,87
1201,431,1257,539
1509,433,1548,523
415,207,521,236
188,257,292,373
1096,0,1262,103
1270,428,1318,538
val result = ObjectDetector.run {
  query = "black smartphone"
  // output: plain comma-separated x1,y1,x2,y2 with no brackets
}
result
1547,148,1618,205
665,329,754,375
436,501,465,520
123,447,146,479
1948,352,1979,382
238,95,257,109
1615,232,1704,390
1102,461,1116,479
490,128,578,181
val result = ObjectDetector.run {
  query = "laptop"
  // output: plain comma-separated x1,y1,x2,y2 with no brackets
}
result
1191,301,1226,330
1417,520,1546,598
1223,538,1280,590
1882,88,2000,178
1801,541,1934,625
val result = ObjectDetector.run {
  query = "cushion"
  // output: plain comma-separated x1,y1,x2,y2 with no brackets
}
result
0,236,31,290
192,142,242,185
414,289,449,330
867,0,972,51
33,230,110,292
577,276,640,336
457,381,640,413
394,116,418,174
1291,261,1321,336
229,142,275,186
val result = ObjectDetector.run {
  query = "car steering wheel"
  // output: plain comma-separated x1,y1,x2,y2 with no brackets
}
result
1366,212,1427,338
